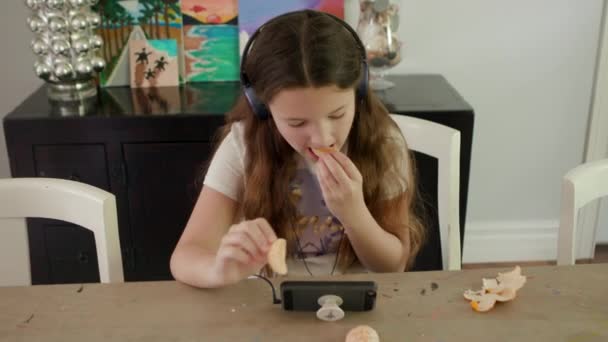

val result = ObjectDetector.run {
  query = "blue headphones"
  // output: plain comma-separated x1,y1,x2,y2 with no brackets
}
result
239,10,369,120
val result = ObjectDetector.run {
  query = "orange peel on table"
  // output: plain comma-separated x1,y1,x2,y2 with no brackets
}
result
463,266,527,312
267,238,287,275
345,325,380,342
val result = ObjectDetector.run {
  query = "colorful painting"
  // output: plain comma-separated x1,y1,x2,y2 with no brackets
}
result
238,0,344,56
94,0,185,87
184,25,239,82
182,0,238,25
130,39,179,88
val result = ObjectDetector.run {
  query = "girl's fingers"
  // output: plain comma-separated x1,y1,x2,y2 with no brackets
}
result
234,222,271,254
320,152,350,184
253,218,278,245
318,157,339,187
222,231,260,259
318,165,336,199
218,245,251,265
330,151,362,181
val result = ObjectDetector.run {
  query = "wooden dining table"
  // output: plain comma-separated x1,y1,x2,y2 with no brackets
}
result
1,263,607,342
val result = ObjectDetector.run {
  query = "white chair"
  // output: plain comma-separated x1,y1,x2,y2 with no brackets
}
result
390,114,462,271
557,158,608,266
0,177,124,283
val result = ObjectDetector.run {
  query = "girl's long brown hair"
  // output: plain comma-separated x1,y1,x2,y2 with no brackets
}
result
213,10,425,271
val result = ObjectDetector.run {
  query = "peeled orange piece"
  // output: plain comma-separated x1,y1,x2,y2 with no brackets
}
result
267,238,287,275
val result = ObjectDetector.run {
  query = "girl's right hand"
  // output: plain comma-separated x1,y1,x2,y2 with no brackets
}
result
211,218,277,286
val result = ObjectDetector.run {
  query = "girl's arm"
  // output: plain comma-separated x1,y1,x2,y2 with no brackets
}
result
170,187,276,288
317,151,410,272
341,206,409,272
170,187,237,288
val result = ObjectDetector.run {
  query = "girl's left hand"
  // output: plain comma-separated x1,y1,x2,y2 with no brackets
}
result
316,151,367,227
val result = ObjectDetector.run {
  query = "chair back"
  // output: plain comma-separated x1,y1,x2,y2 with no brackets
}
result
390,114,462,270
557,158,608,265
0,177,124,283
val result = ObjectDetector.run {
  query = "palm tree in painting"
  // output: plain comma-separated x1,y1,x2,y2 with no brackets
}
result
140,0,161,39
120,12,135,45
161,0,180,39
139,6,155,39
93,0,110,63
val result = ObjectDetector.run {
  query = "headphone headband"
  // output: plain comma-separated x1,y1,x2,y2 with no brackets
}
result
240,10,369,120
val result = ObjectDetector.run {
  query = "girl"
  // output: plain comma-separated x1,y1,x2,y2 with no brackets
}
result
170,10,425,288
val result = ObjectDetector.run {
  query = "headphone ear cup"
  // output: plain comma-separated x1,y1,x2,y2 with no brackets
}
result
244,85,271,120
357,62,369,99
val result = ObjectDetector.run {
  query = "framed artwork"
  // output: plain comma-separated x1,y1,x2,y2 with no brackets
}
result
238,0,344,56
130,39,179,88
95,0,184,87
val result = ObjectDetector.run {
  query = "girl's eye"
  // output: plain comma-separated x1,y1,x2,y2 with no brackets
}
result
329,113,345,119
288,121,305,127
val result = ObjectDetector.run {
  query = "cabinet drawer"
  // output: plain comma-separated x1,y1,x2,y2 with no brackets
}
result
28,221,101,284
33,144,109,190
28,144,110,284
123,142,212,280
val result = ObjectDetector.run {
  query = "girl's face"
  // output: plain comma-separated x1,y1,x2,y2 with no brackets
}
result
268,85,356,162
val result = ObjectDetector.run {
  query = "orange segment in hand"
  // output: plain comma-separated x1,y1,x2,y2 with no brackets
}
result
267,238,287,275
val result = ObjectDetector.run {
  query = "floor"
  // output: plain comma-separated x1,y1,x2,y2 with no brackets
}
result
462,244,608,269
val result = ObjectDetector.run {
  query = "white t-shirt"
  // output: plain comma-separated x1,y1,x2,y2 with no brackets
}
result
203,121,408,276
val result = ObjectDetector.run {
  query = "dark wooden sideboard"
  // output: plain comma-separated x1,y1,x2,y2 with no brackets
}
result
3,74,474,284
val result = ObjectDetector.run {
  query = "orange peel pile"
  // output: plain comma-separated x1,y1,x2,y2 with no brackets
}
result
267,238,287,275
345,325,380,342
463,266,526,312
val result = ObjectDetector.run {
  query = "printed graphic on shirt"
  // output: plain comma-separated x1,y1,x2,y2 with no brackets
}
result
289,167,344,259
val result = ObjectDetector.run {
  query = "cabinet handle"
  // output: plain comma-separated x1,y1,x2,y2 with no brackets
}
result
77,252,89,264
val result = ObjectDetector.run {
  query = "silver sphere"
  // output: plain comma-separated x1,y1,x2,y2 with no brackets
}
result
86,13,101,28
50,32,70,44
54,62,74,81
48,17,68,33
90,56,105,72
46,0,65,10
75,59,93,75
53,55,70,67
67,9,79,19
70,14,88,31
68,0,87,8
89,35,103,49
51,39,71,56
73,38,90,54
34,61,53,80
31,38,49,56
25,0,43,10
75,59,93,76
27,16,46,33
70,32,82,42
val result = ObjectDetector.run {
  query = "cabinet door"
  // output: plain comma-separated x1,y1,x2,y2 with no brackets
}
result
29,144,110,284
123,142,212,281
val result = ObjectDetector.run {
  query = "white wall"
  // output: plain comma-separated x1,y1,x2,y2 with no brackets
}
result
348,0,605,262
0,1,605,285
0,4,43,286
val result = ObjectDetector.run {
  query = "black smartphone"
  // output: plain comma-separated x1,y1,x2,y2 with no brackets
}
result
280,281,377,311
